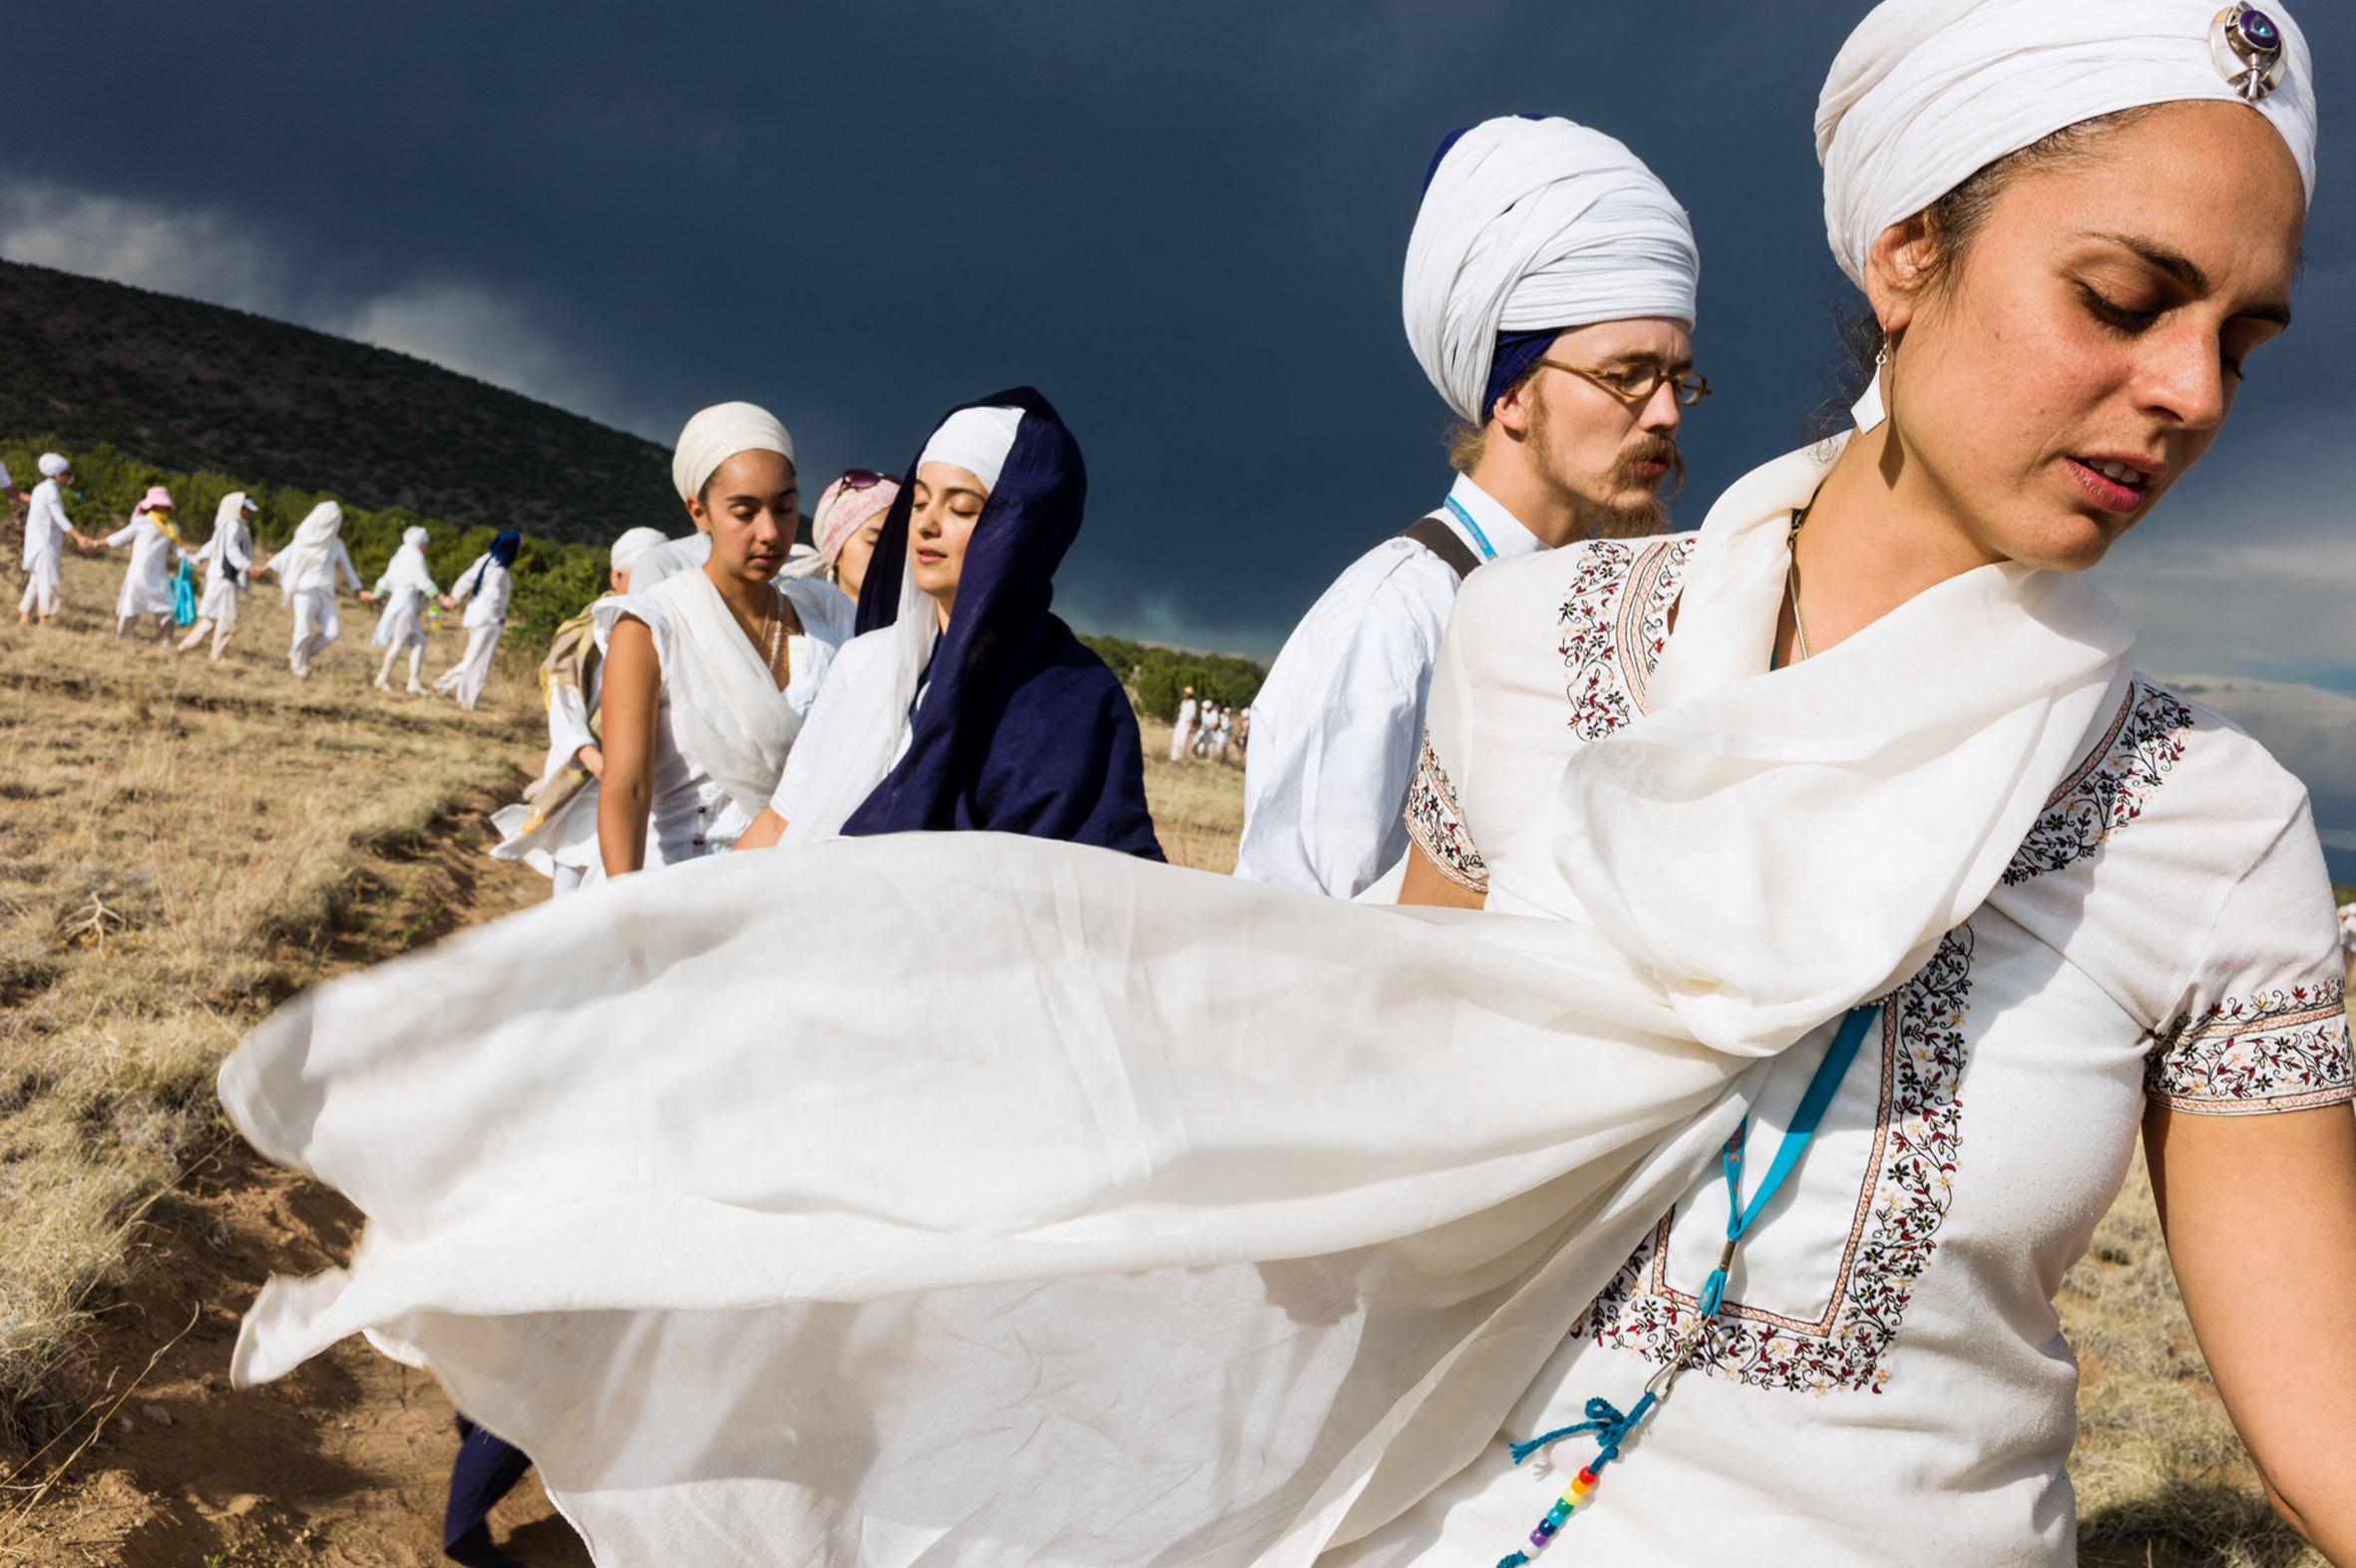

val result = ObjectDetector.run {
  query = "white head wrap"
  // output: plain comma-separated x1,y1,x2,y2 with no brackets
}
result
270,501,345,600
378,528,437,597
38,453,69,478
671,403,796,502
214,493,254,531
1402,116,1700,425
1818,0,2317,289
610,526,668,573
916,406,1023,494
401,525,430,549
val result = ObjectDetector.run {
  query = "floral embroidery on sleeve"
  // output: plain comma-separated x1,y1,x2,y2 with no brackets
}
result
1557,536,1697,742
1403,729,1486,894
2147,982,2354,1115
2003,680,2192,886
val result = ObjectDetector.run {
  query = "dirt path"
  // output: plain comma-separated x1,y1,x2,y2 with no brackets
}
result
4,794,589,1568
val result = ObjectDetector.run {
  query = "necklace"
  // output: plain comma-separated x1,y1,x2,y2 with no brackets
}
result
1784,505,1812,664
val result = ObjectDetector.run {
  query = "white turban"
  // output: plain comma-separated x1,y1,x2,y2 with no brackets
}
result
1818,0,2317,289
1402,116,1700,425
38,453,69,478
401,525,430,549
609,526,668,572
918,406,1024,494
671,402,796,501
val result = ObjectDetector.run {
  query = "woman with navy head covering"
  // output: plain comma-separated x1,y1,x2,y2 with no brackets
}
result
741,387,1161,858
433,529,521,711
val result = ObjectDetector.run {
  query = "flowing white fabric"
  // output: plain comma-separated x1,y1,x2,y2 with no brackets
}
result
1402,117,1699,424
670,402,794,500
1818,0,2317,287
269,502,345,599
776,409,1023,843
919,405,1023,492
598,569,813,823
220,437,2133,1563
371,528,437,648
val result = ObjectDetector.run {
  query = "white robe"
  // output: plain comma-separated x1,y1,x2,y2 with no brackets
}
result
1237,476,1544,898
18,479,74,615
219,440,2136,1566
195,515,253,624
109,516,183,618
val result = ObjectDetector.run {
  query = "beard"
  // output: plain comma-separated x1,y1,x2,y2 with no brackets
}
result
1582,435,1684,539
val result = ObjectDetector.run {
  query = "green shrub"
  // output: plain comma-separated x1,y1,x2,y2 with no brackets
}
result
1078,634,1265,722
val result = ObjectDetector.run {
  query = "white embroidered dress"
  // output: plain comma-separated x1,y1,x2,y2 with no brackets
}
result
1383,534,2353,1567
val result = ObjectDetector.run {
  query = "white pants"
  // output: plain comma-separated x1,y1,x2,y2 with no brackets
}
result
1169,721,1193,762
289,589,341,674
434,622,503,710
18,557,59,616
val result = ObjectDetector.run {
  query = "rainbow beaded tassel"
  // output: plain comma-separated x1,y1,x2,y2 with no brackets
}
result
1489,1394,1652,1567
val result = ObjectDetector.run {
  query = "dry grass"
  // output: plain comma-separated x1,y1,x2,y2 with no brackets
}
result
1137,718,1244,873
0,546,540,1456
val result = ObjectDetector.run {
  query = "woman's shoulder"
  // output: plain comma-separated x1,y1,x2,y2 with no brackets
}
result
591,590,675,664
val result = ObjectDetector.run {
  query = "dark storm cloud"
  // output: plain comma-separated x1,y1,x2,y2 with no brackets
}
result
5,0,2351,665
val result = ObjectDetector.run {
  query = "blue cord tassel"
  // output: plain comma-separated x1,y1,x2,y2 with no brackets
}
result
1508,1392,1657,1466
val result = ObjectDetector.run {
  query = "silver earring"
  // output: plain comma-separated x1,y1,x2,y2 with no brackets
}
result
1850,345,1889,435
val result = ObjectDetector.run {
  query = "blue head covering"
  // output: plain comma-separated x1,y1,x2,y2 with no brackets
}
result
464,530,522,597
844,387,1163,859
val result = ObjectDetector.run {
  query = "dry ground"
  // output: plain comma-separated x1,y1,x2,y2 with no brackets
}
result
0,543,2325,1565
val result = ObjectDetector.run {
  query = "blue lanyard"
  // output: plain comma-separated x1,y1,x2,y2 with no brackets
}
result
1495,1003,1880,1567
1443,495,1499,561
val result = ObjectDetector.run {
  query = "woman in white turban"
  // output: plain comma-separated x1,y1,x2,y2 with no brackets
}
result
218,5,2347,1565
176,492,256,660
589,401,857,873
369,526,439,694
259,501,372,678
16,454,95,626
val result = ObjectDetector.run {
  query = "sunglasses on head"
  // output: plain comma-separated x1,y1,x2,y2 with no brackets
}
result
838,469,899,492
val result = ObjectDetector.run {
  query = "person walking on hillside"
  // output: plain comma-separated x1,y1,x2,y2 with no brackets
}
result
434,531,520,711
489,526,668,896
106,487,188,643
370,527,439,693
1238,112,1704,900
258,501,371,677
1170,684,1197,762
177,492,256,660
17,454,95,626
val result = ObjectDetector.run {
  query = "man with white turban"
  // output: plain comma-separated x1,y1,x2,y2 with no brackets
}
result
1238,115,1703,898
16,454,95,625
489,525,668,895
177,492,258,660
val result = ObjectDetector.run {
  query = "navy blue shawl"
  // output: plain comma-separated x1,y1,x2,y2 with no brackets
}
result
842,388,1163,860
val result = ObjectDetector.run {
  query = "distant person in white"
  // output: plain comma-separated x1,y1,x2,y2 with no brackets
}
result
1170,686,1198,762
433,531,519,711
177,491,256,660
258,501,371,677
17,454,95,625
107,486,189,643
1236,115,1704,898
369,526,438,693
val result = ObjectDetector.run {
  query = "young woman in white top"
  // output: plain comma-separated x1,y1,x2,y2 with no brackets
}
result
369,527,439,694
216,6,2350,1564
432,531,518,711
593,402,855,874
106,486,186,643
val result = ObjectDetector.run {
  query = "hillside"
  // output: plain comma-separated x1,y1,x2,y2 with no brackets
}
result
0,258,672,542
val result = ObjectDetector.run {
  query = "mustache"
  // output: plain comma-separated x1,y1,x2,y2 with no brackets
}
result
1615,435,1686,498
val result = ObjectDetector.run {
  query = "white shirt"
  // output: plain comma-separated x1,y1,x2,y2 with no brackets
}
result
22,480,74,569
280,538,361,597
450,556,514,627
1236,474,1544,897
1361,536,2355,1568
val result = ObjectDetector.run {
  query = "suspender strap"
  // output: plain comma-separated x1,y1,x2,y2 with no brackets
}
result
1392,516,1484,582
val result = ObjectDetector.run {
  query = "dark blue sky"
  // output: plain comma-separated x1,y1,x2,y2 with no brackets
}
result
4,1,2349,664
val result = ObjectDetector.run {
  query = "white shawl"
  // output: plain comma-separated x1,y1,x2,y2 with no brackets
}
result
268,502,344,600
218,436,2131,1563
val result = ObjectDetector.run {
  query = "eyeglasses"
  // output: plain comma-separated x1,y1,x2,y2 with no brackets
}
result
837,469,899,492
1537,359,1712,407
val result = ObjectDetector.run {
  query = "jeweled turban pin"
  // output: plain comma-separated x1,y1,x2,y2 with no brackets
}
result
2211,3,2287,103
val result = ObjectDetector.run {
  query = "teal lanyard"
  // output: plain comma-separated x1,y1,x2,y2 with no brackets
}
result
1495,1003,1880,1568
1443,495,1500,560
